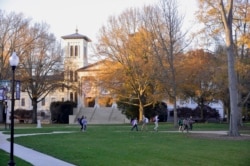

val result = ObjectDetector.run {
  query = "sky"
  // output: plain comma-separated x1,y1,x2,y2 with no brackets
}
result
0,0,198,47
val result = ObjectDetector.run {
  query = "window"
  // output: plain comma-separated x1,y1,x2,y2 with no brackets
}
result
84,46,87,57
75,45,78,56
75,92,78,103
42,98,45,106
70,70,73,82
70,92,73,101
70,45,73,56
21,98,25,106
62,98,64,102
51,98,56,102
62,85,64,92
75,71,78,82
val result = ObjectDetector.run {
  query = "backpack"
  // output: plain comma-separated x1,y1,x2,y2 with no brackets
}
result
131,119,134,125
178,119,183,125
78,117,83,125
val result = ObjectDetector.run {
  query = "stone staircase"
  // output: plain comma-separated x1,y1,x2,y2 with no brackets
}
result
69,107,129,124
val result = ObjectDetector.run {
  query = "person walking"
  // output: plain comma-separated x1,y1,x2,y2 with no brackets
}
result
78,116,84,131
153,115,159,131
141,115,149,131
188,116,194,130
131,117,138,131
178,118,183,132
81,116,88,132
182,118,189,133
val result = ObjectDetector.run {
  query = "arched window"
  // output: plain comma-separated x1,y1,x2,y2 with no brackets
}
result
42,98,45,106
75,71,78,82
75,92,78,103
62,84,64,92
70,71,73,82
70,92,73,101
75,45,78,56
70,45,73,57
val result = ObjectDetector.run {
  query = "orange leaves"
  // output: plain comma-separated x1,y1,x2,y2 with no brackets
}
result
238,34,250,48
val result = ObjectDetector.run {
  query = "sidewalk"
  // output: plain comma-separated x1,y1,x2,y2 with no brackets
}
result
0,131,76,166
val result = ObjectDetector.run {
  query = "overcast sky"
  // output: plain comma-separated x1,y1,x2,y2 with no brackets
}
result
0,0,197,43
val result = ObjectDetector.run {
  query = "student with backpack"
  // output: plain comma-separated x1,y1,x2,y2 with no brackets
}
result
78,116,84,131
178,118,183,132
81,116,88,132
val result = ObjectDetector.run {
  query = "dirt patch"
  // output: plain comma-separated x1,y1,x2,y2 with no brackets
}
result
188,133,250,140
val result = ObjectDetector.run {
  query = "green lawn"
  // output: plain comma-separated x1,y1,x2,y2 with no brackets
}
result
1,123,250,166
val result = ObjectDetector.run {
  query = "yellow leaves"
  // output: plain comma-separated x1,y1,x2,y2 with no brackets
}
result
238,34,250,48
207,8,217,15
236,59,250,76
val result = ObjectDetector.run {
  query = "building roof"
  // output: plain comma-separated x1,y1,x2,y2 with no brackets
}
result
61,29,92,42
76,59,113,72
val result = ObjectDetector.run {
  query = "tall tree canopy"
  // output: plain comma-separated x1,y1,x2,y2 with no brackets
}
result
95,8,163,121
0,10,63,123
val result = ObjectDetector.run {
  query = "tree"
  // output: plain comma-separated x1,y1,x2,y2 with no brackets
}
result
17,23,63,123
0,10,64,124
212,45,230,122
95,8,163,121
196,0,240,136
180,49,221,120
0,10,30,80
0,10,31,123
144,0,188,127
233,1,250,126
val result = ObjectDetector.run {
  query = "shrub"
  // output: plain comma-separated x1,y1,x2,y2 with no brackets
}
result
50,101,76,123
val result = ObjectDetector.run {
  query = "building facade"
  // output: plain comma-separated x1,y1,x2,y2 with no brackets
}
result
2,30,92,121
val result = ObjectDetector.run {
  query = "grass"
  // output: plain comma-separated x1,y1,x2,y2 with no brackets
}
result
0,149,32,166
0,122,250,166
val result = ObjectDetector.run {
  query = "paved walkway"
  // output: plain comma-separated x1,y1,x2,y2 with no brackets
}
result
0,131,76,166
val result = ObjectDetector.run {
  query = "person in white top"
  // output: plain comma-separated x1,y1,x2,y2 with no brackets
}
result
131,117,138,131
153,115,159,131
81,116,88,132
141,115,149,131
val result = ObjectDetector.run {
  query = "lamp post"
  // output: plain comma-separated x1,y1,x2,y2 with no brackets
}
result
8,51,19,166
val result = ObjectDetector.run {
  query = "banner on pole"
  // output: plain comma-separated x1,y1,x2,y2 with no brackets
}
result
0,80,21,100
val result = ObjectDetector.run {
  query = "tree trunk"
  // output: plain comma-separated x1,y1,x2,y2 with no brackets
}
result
32,98,38,124
237,92,243,126
138,101,144,122
199,98,204,120
173,98,178,127
227,46,240,136
220,0,240,136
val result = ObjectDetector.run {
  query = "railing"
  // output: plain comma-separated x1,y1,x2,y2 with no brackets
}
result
89,106,97,122
74,106,83,123
108,107,115,122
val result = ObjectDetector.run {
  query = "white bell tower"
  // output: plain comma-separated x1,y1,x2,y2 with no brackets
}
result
61,29,91,102
62,29,91,68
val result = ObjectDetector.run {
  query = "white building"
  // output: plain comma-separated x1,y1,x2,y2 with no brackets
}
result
166,98,224,119
4,29,92,119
